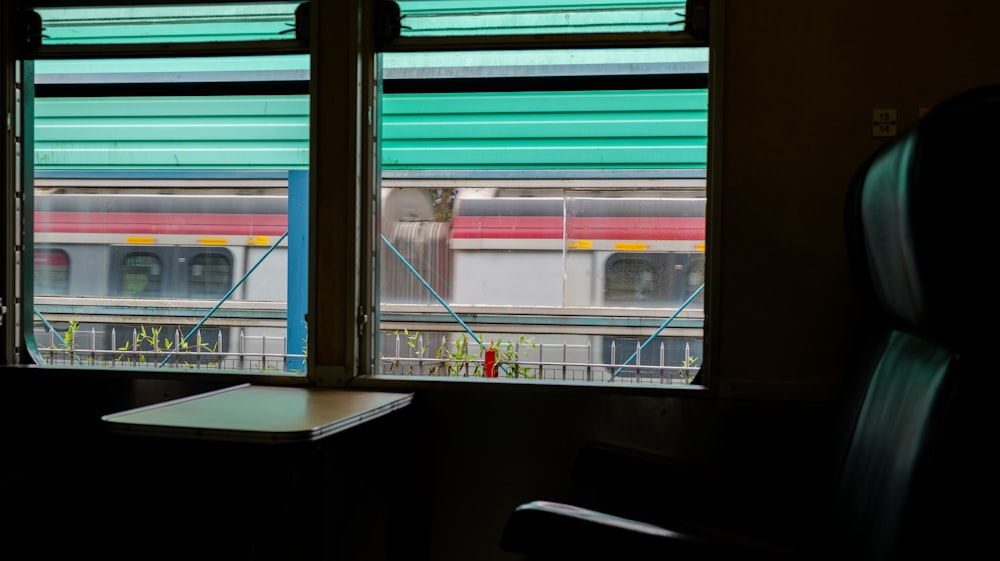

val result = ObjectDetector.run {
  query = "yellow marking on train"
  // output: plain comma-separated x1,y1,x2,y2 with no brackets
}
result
125,237,155,245
247,236,270,245
569,240,593,249
199,238,228,246
614,243,649,251
695,243,706,252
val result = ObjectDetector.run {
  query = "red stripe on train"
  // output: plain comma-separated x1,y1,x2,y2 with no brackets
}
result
451,216,705,240
34,212,288,236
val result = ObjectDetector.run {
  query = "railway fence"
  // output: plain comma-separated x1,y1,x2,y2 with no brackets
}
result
33,325,699,384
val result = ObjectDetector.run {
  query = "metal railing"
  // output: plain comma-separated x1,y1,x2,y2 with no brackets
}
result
35,326,306,373
378,332,699,384
34,325,699,383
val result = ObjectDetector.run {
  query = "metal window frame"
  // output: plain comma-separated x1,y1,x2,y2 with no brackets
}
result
3,0,722,391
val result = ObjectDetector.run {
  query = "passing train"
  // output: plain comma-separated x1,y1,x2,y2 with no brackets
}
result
31,176,293,368
30,172,705,377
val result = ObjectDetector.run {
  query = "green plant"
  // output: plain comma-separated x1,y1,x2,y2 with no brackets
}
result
431,187,456,222
677,355,700,382
55,319,91,365
381,329,428,374
444,333,476,376
381,330,539,378
61,319,80,350
117,325,218,366
487,335,538,378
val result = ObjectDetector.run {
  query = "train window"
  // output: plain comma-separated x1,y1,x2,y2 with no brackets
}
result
34,249,70,296
8,2,714,385
16,2,309,374
605,257,660,305
374,43,710,383
187,252,234,299
120,252,163,298
604,253,706,309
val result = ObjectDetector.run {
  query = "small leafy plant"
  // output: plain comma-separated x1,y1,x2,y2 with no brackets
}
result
676,354,700,383
486,335,538,378
116,325,218,367
382,330,537,378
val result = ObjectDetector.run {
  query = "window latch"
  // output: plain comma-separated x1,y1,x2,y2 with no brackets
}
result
17,9,48,50
279,2,310,43
375,0,410,47
357,305,368,334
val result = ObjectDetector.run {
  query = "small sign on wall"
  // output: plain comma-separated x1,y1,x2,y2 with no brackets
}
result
873,109,897,137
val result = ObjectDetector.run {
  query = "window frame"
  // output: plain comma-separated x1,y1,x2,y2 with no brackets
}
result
3,0,312,381
1,1,723,393
352,0,723,390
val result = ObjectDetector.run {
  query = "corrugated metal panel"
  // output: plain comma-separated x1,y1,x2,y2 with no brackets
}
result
381,89,708,170
34,96,310,170
36,55,310,80
34,88,706,171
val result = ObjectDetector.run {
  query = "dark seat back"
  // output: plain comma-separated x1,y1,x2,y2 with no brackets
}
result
837,84,1000,559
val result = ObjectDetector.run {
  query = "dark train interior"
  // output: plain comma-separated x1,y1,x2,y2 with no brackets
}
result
1,1,997,560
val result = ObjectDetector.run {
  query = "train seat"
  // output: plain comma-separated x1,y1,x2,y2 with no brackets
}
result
497,83,1000,560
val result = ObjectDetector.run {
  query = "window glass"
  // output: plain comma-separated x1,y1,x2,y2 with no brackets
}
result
25,4,309,373
35,2,301,45
395,0,689,37
375,47,708,384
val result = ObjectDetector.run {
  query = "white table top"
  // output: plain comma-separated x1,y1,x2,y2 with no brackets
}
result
102,383,414,443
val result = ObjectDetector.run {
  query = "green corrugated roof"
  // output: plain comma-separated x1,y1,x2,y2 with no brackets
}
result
34,87,707,171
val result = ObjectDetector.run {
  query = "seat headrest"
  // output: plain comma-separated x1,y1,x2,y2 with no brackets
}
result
847,84,1000,349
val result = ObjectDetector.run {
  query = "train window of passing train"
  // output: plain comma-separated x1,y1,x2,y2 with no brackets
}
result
121,253,163,298
372,0,713,385
34,249,70,296
187,252,233,300
604,253,706,309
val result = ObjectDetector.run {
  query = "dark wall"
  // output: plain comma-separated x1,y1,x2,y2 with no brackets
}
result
716,1,1000,389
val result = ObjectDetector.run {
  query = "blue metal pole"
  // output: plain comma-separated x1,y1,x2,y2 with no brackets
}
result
286,170,309,371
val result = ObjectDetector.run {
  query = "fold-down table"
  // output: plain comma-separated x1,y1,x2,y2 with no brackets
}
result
102,383,414,444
